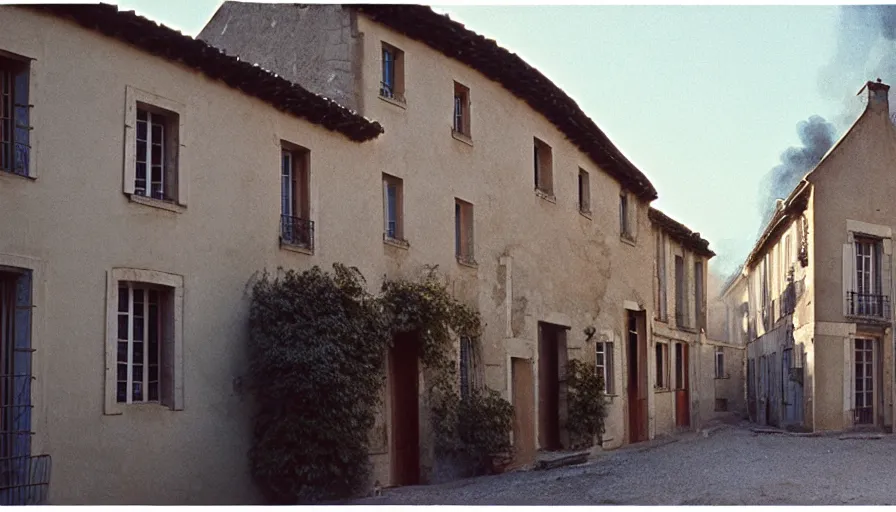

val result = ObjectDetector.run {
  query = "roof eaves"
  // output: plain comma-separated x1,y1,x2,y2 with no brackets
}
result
352,4,658,201
648,207,715,258
26,3,384,143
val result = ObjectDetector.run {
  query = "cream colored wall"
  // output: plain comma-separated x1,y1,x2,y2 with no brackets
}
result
0,5,669,502
354,16,657,460
0,8,402,504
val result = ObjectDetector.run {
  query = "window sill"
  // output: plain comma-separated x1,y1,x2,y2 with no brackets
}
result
457,257,478,269
535,188,556,203
383,236,410,250
451,129,473,146
714,375,731,380
379,93,407,110
620,235,636,247
128,193,185,213
107,401,174,415
280,241,314,255
0,169,35,183
654,387,673,393
578,209,592,220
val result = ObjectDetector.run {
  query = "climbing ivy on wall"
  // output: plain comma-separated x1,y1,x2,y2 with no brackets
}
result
248,264,513,503
566,358,609,449
247,264,391,504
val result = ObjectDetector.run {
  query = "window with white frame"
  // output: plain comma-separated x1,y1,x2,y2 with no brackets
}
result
853,237,883,316
123,86,186,208
595,340,615,394
105,268,183,414
135,107,178,201
117,283,165,403
715,346,725,378
453,81,471,138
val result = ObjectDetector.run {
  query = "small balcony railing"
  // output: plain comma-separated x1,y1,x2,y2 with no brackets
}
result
379,82,406,104
280,215,313,250
847,291,891,320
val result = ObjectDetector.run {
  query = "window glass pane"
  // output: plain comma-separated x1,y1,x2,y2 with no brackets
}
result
133,382,143,402
117,382,127,403
117,341,128,363
117,314,128,340
148,382,159,402
133,342,144,364
133,364,143,382
117,363,127,383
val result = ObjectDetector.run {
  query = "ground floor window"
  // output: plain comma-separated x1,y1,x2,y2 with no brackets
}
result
596,340,615,394
655,341,669,389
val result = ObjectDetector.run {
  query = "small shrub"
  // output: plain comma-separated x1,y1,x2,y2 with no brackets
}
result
566,358,608,449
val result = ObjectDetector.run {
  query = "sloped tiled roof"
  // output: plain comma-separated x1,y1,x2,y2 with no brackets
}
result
648,207,714,258
25,3,384,142
353,4,658,200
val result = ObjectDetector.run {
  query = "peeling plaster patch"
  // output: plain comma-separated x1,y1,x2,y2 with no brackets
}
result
512,296,528,337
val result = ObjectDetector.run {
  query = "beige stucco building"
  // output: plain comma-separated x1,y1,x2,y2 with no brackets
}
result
724,79,896,433
0,3,719,505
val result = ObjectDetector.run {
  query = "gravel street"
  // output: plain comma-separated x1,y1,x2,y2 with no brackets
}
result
354,423,896,505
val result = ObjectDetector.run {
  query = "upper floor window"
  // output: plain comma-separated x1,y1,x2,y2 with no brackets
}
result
383,173,406,245
656,232,668,321
695,260,705,330
135,108,178,201
281,145,312,250
620,191,636,241
0,54,30,177
675,255,688,327
533,137,553,197
455,198,475,266
380,43,405,105
849,237,886,318
123,86,187,211
453,81,471,139
578,168,591,214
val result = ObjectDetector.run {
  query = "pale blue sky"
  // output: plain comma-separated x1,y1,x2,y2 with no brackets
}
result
115,1,866,276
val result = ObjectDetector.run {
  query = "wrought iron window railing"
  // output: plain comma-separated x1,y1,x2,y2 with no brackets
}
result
846,291,891,320
280,215,314,250
379,82,406,104
0,454,50,505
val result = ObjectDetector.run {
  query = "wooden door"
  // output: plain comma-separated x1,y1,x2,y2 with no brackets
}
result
627,311,648,443
538,323,561,451
675,343,690,428
389,333,419,486
510,358,535,469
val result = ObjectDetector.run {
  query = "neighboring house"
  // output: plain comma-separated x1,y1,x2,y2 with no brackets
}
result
0,4,383,505
0,2,722,505
647,208,736,433
723,79,896,433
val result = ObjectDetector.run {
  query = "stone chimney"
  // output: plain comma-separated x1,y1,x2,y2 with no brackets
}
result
859,78,890,113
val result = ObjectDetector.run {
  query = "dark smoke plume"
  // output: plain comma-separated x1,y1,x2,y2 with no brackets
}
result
756,115,835,227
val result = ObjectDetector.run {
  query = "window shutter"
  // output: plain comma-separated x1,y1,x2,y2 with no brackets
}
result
12,67,30,177
843,242,854,315
629,200,638,240
160,287,184,410
606,341,615,394
165,117,179,204
123,90,137,195
160,290,174,409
